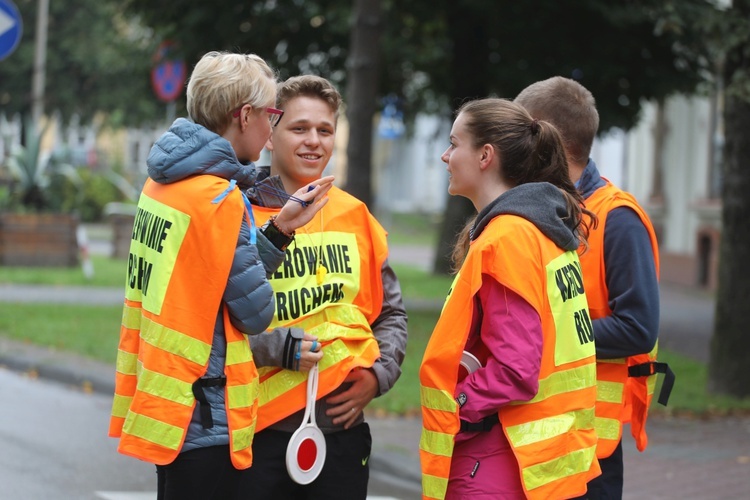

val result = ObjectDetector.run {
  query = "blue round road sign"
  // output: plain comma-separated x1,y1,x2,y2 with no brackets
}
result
151,41,186,103
0,0,22,61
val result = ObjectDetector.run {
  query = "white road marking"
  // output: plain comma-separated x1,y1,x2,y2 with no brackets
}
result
95,493,155,500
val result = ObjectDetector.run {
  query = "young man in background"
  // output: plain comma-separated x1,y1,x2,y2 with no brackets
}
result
516,76,671,499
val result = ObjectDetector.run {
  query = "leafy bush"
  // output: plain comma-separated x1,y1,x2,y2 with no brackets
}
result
46,167,128,221
1,120,136,221
2,120,80,213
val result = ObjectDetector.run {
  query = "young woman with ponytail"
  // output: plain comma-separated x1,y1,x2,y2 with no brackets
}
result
419,98,601,500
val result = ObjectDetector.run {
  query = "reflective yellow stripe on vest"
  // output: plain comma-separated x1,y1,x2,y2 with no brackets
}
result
514,364,597,405
420,428,454,458
227,384,256,410
226,340,257,410
231,423,256,454
523,445,597,492
111,394,133,419
506,408,595,448
597,380,624,404
258,333,376,405
122,412,184,451
226,339,253,366
595,416,622,441
122,303,142,330
423,474,449,500
139,316,212,364
115,349,138,376
137,365,194,405
421,385,458,413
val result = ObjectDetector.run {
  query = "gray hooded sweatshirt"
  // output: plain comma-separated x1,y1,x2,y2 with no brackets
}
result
471,182,580,252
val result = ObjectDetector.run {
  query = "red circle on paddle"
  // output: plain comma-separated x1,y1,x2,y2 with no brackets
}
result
297,438,318,471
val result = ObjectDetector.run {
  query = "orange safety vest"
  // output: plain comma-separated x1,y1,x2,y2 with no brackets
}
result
251,186,384,430
109,176,260,469
420,214,600,500
580,180,666,458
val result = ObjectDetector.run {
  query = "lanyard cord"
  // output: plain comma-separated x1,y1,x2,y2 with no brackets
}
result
241,192,257,245
254,184,310,207
211,179,257,244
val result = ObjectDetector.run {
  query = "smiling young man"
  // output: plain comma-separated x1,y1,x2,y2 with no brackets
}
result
242,75,408,500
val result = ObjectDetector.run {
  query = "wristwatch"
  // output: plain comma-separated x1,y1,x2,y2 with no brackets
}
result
261,216,295,251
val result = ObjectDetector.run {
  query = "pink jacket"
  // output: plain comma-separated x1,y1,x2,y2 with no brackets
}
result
448,275,543,499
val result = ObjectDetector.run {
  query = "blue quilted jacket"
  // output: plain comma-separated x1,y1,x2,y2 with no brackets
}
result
147,118,284,452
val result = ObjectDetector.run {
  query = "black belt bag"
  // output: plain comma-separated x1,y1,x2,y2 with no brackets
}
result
459,413,499,433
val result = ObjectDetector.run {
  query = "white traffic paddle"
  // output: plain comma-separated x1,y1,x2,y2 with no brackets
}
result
286,363,326,484
457,351,482,380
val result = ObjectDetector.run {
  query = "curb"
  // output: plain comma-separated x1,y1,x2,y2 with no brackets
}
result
0,337,115,395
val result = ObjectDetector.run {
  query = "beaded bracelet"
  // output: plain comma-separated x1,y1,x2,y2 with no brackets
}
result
268,215,295,238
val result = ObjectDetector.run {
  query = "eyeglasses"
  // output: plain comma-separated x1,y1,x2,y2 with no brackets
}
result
266,107,284,127
231,105,285,127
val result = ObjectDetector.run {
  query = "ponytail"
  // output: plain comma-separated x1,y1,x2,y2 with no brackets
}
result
451,216,476,273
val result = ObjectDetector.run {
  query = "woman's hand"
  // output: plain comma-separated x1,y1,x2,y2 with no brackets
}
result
274,176,334,234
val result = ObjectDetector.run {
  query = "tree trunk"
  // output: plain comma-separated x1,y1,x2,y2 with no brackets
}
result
432,4,491,274
708,14,750,397
343,0,383,209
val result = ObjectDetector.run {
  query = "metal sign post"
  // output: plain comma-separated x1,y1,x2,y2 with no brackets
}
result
151,41,186,125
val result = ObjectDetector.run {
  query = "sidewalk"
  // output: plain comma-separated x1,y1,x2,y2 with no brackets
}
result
1,243,748,499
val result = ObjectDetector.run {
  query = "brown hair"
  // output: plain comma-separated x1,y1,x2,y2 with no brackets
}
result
276,75,343,122
514,76,599,166
450,98,595,270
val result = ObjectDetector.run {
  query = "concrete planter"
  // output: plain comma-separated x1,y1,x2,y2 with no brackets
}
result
0,213,79,266
104,202,137,259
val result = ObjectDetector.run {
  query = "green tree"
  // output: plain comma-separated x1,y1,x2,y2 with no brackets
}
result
651,0,750,398
121,1,702,259
0,0,161,126
394,0,704,273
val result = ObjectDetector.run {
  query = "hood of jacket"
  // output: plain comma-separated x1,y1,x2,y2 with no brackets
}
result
472,182,579,252
147,118,258,188
576,158,607,199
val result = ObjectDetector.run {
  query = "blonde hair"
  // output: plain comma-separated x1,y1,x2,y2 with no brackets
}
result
186,51,277,135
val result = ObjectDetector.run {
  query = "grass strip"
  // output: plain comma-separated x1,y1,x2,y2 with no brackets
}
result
2,249,749,416
0,256,126,288
0,302,121,364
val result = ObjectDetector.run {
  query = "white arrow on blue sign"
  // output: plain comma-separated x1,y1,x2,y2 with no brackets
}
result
0,0,22,61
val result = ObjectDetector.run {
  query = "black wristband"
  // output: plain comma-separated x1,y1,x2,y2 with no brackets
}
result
261,219,294,251
283,328,303,369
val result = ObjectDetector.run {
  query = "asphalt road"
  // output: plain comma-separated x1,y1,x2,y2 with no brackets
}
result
1,367,419,500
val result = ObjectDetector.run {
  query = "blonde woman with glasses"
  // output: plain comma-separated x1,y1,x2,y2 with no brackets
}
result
109,51,332,500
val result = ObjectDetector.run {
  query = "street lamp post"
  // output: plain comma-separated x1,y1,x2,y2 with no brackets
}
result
31,0,48,129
